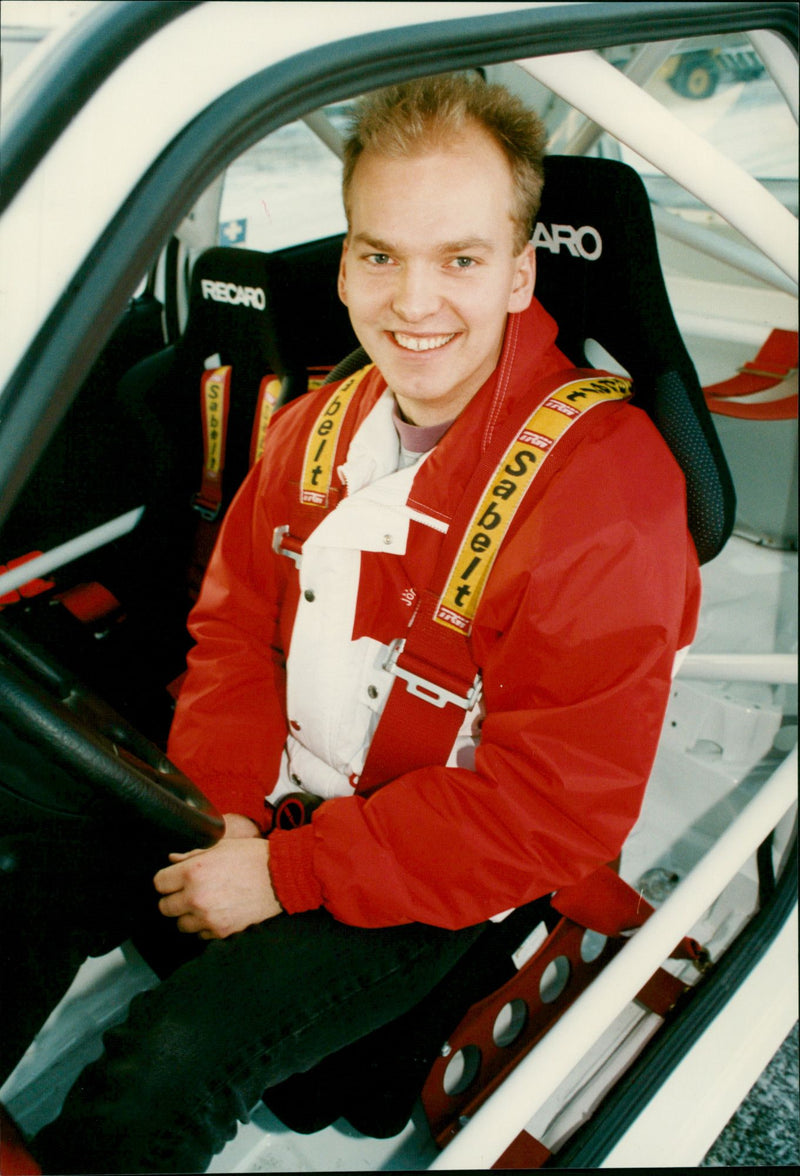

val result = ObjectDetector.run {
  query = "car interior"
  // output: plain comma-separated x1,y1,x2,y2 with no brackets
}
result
0,33,796,1171
0,144,747,1150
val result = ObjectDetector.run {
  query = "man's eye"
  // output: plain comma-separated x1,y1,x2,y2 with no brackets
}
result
451,257,476,269
366,253,392,265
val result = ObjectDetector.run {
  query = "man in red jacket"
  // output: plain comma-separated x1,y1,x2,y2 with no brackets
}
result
32,73,700,1173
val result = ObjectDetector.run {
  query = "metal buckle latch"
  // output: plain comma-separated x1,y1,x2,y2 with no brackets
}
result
272,525,303,568
383,638,482,710
192,494,221,522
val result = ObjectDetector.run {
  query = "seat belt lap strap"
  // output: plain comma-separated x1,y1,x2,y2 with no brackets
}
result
704,328,798,420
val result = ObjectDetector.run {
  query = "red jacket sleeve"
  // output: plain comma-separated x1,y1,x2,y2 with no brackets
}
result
268,405,701,928
167,461,289,826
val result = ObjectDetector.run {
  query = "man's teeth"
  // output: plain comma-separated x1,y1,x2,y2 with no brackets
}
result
393,332,455,352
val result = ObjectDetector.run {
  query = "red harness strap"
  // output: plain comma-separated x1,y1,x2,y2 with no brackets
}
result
356,368,632,795
0,553,54,607
551,862,708,964
704,327,798,421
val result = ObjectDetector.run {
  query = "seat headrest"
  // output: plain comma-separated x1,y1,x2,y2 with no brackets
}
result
182,247,283,374
535,156,687,381
183,240,358,384
534,155,735,563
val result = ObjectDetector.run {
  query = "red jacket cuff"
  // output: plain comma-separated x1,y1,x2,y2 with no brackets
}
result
268,824,323,914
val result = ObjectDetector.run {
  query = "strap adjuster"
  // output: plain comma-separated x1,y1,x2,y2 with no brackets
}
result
739,359,796,380
192,494,221,522
272,525,303,568
383,638,482,711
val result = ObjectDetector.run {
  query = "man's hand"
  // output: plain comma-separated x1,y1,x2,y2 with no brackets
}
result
154,836,282,939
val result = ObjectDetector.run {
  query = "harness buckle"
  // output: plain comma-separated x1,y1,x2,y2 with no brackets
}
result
192,494,221,522
383,638,482,711
272,525,303,568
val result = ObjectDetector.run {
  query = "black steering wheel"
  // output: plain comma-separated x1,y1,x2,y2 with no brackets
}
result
0,619,224,852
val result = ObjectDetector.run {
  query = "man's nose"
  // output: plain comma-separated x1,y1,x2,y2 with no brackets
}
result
391,264,442,321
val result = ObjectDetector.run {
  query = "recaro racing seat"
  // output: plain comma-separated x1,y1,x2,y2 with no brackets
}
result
256,155,736,1145
77,240,359,717
113,238,357,599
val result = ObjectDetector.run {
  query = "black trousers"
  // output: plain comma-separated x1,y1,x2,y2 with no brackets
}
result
1,799,483,1174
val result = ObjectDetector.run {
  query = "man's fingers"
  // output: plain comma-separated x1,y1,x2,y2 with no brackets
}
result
168,849,205,862
175,913,207,935
153,864,181,894
157,892,185,918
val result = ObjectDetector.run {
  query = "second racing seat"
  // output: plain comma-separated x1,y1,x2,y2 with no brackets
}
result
257,156,736,1151
5,241,359,735
106,240,358,663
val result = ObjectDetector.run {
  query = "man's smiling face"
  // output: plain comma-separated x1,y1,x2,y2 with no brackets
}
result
338,122,536,427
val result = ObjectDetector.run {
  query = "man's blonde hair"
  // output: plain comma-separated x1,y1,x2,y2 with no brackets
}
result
342,73,547,255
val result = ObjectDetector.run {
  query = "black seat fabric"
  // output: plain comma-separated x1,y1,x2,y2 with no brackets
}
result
118,241,355,529
535,155,735,564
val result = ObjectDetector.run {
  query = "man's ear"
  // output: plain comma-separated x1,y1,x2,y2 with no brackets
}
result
337,239,349,306
507,242,536,313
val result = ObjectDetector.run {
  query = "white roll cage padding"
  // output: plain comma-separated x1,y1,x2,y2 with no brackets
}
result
0,507,144,599
519,47,798,287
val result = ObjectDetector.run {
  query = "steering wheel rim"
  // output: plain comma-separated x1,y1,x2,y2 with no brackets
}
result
0,620,224,850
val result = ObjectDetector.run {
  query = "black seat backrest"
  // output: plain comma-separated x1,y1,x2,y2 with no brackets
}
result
182,238,357,405
118,242,356,523
534,155,735,564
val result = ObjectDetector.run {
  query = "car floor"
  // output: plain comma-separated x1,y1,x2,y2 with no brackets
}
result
1,536,796,1171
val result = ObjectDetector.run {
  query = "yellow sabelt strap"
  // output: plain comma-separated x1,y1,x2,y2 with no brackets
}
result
300,365,374,506
201,366,231,476
251,371,333,468
435,375,632,634
250,377,281,468
195,365,232,517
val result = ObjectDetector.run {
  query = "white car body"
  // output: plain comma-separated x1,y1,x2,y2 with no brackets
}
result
0,2,796,1170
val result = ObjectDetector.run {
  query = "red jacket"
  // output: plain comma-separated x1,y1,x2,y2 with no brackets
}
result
167,298,701,929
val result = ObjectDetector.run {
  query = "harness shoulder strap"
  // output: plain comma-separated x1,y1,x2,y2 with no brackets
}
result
273,364,376,558
193,365,231,521
357,369,632,794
